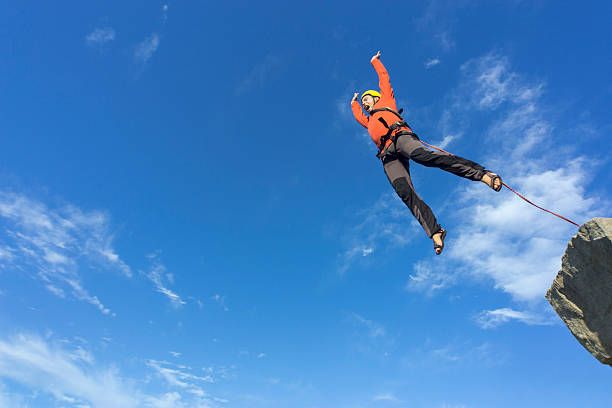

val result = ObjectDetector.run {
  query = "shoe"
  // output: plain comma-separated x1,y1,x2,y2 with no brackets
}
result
482,171,502,192
433,228,447,255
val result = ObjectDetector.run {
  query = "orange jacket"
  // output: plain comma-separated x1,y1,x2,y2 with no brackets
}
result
351,58,412,150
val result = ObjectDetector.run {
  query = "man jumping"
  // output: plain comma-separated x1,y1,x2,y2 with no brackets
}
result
351,51,502,255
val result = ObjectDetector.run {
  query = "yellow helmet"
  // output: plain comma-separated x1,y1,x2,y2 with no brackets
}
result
361,90,381,100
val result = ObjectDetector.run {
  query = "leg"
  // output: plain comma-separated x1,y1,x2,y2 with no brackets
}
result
383,157,441,239
394,133,485,181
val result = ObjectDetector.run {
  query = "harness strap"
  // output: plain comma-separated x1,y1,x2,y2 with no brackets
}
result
369,107,404,118
371,107,413,158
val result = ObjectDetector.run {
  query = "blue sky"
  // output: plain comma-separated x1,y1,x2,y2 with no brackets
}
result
0,1,611,407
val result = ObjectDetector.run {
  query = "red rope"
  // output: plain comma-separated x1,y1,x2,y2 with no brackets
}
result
417,140,581,228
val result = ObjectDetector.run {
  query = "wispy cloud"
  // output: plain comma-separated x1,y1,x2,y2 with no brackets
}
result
405,260,456,296
162,4,169,23
336,193,419,275
212,294,228,311
475,308,555,329
236,54,282,94
86,27,116,46
146,359,213,397
347,312,396,359
432,133,457,149
144,252,186,307
425,58,441,69
414,0,460,51
405,339,503,368
373,392,401,402
0,333,223,408
0,383,26,408
0,334,139,407
0,191,131,314
135,33,160,63
351,313,386,339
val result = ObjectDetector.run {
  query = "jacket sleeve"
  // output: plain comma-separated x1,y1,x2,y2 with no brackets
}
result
372,58,394,99
351,101,369,128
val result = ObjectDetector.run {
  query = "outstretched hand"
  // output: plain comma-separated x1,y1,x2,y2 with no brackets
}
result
370,50,381,63
351,92,359,103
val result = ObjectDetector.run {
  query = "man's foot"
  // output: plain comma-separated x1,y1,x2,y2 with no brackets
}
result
481,171,502,192
432,228,447,255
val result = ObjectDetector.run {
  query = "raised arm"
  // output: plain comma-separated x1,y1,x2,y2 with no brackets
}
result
371,51,394,99
351,92,368,128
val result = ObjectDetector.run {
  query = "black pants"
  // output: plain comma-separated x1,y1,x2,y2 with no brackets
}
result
382,133,485,238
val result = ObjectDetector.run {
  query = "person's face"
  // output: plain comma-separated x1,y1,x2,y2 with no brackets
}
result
361,95,379,113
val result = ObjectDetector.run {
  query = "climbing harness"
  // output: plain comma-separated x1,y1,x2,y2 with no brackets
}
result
369,107,418,159
416,139,582,228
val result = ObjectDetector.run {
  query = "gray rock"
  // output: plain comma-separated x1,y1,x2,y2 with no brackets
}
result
546,217,612,366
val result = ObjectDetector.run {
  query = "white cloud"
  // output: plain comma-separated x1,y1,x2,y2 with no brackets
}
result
425,340,501,367
0,245,13,261
0,382,27,408
475,308,554,329
336,193,418,275
212,294,228,311
425,58,441,69
351,313,386,339
435,31,455,51
361,247,374,256
0,334,140,407
405,260,456,295
145,253,185,307
146,359,212,398
415,0,462,51
0,334,224,408
459,54,543,111
256,353,265,359
86,27,115,46
432,133,457,149
135,34,160,63
373,392,400,402
0,192,131,314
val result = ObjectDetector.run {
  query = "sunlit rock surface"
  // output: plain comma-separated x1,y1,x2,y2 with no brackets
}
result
546,217,612,367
